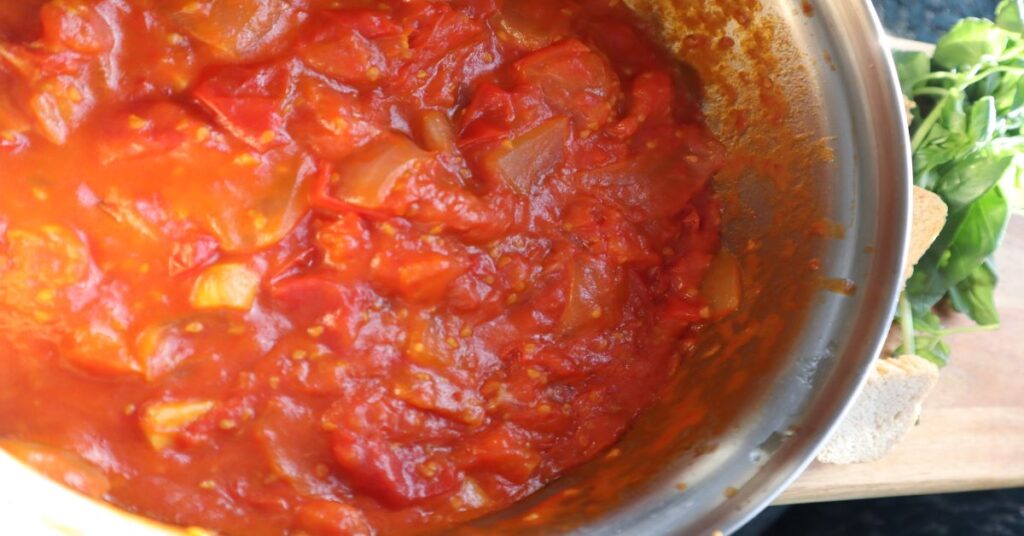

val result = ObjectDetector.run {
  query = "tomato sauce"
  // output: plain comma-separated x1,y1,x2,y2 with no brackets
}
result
0,1,731,534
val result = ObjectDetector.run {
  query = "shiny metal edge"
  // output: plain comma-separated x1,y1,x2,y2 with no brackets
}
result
551,1,914,534
712,1,914,533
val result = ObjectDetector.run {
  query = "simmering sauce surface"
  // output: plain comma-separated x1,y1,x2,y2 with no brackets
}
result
0,1,733,534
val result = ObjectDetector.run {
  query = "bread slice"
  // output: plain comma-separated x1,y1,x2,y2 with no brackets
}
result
905,187,948,281
817,189,949,464
818,354,939,464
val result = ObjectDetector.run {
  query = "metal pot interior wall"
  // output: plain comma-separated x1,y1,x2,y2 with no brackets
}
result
460,1,910,534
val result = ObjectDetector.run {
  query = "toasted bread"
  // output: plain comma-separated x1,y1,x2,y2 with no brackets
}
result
905,187,948,281
818,187,949,465
818,355,939,464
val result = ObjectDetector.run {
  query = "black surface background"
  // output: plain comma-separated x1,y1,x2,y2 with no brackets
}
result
872,0,999,42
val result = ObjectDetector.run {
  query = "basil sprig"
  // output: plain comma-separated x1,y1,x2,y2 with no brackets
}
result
892,1,1024,365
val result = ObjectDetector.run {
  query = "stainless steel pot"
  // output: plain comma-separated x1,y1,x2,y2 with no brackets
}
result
0,1,910,534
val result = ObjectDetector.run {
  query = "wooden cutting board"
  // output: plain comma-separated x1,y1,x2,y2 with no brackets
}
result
778,216,1024,504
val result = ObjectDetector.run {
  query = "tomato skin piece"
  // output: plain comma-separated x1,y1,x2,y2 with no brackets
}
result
361,219,473,303
392,8,487,108
456,424,540,484
479,116,568,194
610,70,676,139
168,0,304,61
269,274,351,326
315,213,372,280
322,9,402,39
295,500,374,536
493,0,577,51
457,82,516,147
512,39,621,130
307,134,434,217
330,433,460,508
404,7,485,69
391,366,485,425
560,253,626,334
299,16,390,87
256,396,341,498
134,321,196,380
324,392,463,507
193,62,294,152
297,6,404,90
309,163,362,216
40,1,114,54
168,234,220,277
395,252,467,302
288,79,381,161
270,275,381,355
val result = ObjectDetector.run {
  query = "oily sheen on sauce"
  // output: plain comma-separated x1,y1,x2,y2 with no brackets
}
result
0,1,738,534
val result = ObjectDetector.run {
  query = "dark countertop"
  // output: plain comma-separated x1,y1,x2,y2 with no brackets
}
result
872,0,999,42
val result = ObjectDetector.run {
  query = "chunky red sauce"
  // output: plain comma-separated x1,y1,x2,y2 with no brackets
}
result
0,1,733,534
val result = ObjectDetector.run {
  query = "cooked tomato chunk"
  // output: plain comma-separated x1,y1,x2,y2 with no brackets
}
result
295,500,373,536
193,62,294,152
512,39,621,130
40,1,114,54
316,133,433,214
168,0,304,61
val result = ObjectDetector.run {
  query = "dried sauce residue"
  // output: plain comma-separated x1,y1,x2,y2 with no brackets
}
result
801,0,814,17
822,278,858,296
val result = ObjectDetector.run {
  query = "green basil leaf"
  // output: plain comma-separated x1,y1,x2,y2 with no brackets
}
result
907,226,961,312
940,92,969,134
936,149,1015,211
916,167,942,191
994,71,1024,114
894,310,951,367
934,18,1011,69
893,51,932,97
907,187,1011,310
949,259,1001,325
914,130,972,176
996,0,1024,32
1000,157,1024,213
899,4,1019,366
916,336,951,367
969,71,1004,102
968,96,997,144
942,186,1011,284
906,255,951,312
912,98,977,177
